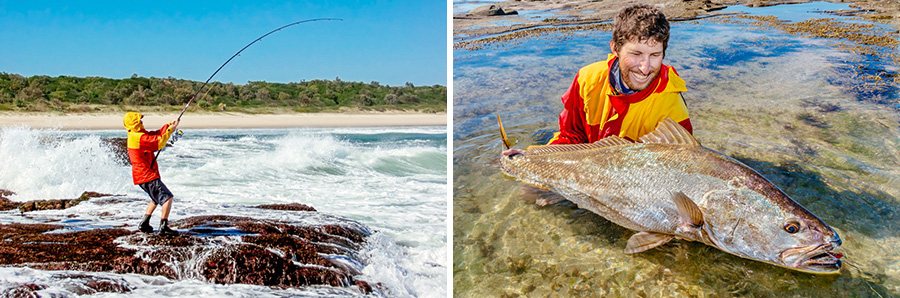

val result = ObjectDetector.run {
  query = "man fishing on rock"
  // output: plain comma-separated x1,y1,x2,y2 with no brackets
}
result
123,112,180,236
504,4,691,155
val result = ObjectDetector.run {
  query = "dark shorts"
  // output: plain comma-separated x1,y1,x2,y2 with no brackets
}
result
138,178,173,205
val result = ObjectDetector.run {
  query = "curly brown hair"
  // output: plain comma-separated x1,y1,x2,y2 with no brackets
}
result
611,4,670,56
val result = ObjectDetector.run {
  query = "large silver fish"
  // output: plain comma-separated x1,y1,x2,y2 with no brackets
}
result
498,117,842,274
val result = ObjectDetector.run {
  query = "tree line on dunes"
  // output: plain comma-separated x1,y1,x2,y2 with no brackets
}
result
0,73,446,113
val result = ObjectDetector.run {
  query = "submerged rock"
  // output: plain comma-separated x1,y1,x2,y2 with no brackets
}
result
255,203,317,212
0,215,376,295
3,283,48,297
0,190,116,213
17,191,111,213
0,189,17,211
102,137,130,165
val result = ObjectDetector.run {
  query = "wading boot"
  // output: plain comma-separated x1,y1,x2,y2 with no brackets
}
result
158,219,178,237
139,214,153,234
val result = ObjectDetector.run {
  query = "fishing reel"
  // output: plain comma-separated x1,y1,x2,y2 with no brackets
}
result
153,129,183,160
166,130,184,147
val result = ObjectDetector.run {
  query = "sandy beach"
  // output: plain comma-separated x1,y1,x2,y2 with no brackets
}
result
0,112,447,130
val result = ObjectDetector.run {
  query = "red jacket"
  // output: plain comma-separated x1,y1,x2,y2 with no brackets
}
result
549,54,692,144
126,124,173,185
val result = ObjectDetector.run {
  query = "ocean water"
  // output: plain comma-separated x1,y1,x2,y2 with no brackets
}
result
0,125,447,297
454,2,900,297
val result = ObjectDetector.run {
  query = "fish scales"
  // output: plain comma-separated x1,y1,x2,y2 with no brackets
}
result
507,143,736,232
498,117,843,274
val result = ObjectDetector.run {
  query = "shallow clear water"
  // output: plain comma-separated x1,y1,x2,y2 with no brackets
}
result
454,2,900,297
0,126,447,297
719,1,869,23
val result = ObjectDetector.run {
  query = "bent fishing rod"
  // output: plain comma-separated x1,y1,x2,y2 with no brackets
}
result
153,18,342,167
178,18,341,120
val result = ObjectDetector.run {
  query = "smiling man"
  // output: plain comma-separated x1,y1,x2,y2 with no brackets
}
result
506,4,690,153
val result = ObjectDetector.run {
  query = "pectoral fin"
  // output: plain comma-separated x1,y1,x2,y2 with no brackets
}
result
625,232,675,254
672,191,704,228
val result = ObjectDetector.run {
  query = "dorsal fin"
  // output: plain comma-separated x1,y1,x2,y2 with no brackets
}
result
592,135,634,147
638,118,700,146
497,114,512,151
525,135,632,155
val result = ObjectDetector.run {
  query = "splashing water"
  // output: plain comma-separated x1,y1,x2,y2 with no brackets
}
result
0,125,447,297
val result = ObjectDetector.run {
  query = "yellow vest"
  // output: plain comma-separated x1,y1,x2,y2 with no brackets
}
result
548,54,690,144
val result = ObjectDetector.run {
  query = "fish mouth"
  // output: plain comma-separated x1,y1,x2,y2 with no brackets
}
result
782,243,842,274
802,250,841,270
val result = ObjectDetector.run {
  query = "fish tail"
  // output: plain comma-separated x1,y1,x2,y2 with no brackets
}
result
497,114,511,151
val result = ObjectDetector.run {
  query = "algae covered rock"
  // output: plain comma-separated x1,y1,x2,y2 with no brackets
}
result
0,214,377,295
469,5,518,16
18,191,111,213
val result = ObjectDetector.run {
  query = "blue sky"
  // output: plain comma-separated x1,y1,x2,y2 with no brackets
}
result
0,1,447,87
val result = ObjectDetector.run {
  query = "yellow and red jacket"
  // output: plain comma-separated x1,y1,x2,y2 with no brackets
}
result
548,54,692,144
123,112,175,185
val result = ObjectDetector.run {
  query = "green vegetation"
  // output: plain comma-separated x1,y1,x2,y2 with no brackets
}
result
0,72,446,113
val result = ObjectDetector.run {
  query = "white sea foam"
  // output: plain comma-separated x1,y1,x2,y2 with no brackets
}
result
0,126,132,201
0,267,365,297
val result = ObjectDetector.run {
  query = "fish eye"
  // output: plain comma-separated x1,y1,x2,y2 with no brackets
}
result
783,220,801,234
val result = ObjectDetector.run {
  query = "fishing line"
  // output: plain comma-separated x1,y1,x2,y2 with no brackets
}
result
153,18,342,167
176,18,342,121
844,259,885,298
